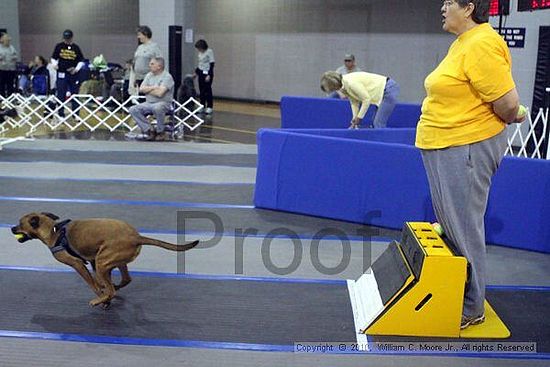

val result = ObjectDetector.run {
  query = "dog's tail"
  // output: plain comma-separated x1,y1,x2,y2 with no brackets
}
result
139,236,199,252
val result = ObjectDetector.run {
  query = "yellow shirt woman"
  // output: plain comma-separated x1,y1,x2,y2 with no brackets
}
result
415,23,515,149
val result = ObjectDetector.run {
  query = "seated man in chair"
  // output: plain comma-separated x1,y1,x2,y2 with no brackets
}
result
129,57,174,141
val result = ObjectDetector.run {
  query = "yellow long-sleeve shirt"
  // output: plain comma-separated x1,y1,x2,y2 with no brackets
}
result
341,72,387,119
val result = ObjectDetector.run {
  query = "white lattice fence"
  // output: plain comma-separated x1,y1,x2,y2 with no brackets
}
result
505,107,549,159
0,93,204,137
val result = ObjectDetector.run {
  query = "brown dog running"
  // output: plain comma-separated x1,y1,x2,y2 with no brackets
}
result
11,212,199,307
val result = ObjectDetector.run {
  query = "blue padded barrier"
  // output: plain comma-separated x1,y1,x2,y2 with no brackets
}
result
485,157,550,252
280,96,421,129
254,128,550,253
254,129,436,229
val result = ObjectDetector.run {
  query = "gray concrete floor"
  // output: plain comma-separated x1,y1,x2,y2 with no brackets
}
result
0,109,548,367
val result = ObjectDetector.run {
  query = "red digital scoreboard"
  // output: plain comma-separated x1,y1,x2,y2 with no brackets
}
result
489,0,510,16
518,0,550,11
489,0,500,15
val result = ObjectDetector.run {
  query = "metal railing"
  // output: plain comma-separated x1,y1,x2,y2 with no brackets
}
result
0,93,204,137
505,106,549,159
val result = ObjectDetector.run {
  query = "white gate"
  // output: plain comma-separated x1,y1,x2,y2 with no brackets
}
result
505,107,549,159
0,93,204,137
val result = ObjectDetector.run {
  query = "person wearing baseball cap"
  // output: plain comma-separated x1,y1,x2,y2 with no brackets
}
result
336,54,361,75
51,29,85,118
62,29,73,40
326,54,362,99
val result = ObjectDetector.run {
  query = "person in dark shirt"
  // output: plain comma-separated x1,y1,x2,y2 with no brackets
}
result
51,29,84,118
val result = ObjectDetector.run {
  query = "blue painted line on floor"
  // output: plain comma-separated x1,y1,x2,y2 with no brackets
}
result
363,349,549,360
0,158,256,168
141,228,393,243
0,265,347,286
0,265,548,292
0,329,548,359
485,284,550,292
0,175,254,186
0,329,294,352
0,223,395,243
0,268,548,358
0,196,254,209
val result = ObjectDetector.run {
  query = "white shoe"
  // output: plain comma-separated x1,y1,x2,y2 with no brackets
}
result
205,107,213,114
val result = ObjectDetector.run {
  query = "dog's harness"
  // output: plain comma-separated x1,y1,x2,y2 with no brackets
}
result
49,219,88,264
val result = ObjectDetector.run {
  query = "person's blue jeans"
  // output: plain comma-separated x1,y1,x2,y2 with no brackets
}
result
56,72,80,117
373,78,400,128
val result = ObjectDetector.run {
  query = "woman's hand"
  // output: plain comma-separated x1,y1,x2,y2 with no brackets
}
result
205,75,211,82
349,117,361,129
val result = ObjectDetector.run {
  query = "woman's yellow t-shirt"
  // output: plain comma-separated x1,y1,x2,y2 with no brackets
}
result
415,23,515,150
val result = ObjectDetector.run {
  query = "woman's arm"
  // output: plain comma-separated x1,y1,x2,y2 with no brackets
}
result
492,88,523,124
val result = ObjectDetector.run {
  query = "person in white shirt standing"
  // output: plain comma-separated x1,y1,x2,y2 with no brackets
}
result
194,39,215,115
0,32,19,98
133,26,162,88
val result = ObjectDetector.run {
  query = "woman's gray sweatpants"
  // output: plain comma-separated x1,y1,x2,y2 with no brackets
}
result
420,129,507,317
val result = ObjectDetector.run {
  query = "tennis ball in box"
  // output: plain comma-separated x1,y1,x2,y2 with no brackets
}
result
432,222,444,236
517,105,527,119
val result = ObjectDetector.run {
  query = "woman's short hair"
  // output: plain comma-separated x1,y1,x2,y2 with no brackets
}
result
456,0,489,24
194,39,209,50
137,25,153,39
36,55,47,66
320,71,343,93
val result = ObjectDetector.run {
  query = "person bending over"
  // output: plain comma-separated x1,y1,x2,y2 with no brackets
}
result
320,70,400,128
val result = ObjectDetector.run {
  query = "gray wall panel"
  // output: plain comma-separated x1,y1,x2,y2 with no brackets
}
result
196,0,449,103
15,1,549,105
196,1,549,104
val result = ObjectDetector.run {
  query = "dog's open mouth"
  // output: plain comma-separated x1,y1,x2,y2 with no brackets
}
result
14,232,31,243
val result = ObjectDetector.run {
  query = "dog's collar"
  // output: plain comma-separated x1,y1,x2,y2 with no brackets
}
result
53,219,72,234
50,219,88,264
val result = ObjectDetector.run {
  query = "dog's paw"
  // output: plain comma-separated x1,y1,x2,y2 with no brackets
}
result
89,297,109,307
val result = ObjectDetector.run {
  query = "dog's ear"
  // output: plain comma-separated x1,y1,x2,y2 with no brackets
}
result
29,215,40,229
41,212,60,220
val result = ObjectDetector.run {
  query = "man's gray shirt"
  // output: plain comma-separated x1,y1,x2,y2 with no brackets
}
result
142,70,174,104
